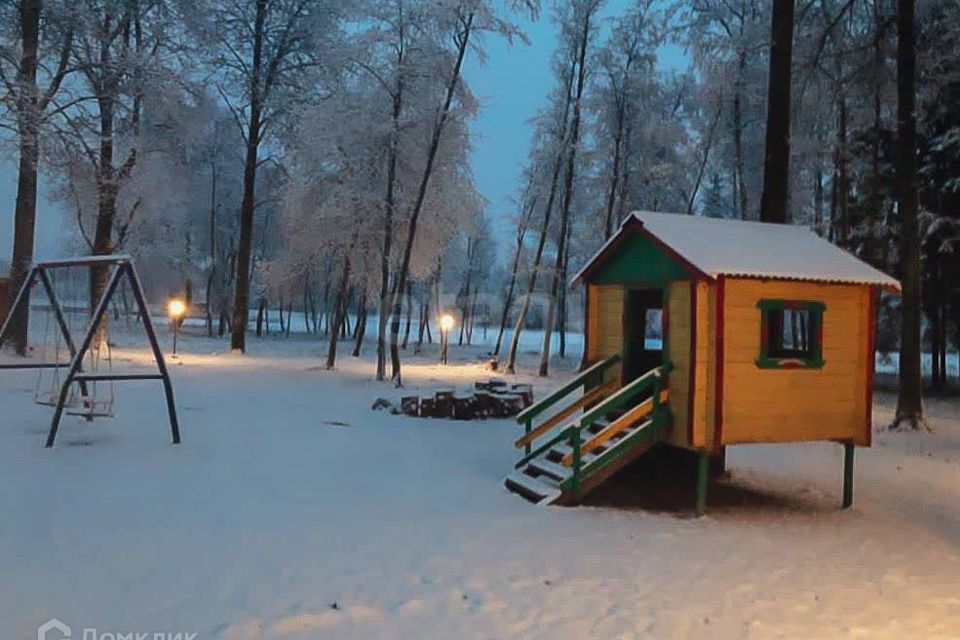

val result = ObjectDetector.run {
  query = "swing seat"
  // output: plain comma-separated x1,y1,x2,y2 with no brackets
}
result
65,395,114,419
34,391,78,408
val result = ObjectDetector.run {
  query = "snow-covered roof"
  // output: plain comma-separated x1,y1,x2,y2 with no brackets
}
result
573,211,901,290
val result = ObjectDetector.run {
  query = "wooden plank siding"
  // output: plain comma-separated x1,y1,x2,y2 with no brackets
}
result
718,278,872,445
665,282,691,447
585,284,625,384
694,280,716,450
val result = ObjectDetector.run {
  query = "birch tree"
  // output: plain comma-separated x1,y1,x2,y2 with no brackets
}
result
537,0,603,377
385,0,537,384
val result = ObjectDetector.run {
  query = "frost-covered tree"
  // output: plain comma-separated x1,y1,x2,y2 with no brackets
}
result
0,0,73,354
276,58,482,369
194,0,351,353
44,0,184,310
385,0,538,385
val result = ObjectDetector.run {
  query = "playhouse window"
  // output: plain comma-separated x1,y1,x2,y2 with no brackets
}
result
756,300,825,369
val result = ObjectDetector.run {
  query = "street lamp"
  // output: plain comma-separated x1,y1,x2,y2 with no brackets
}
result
439,313,455,365
167,298,187,355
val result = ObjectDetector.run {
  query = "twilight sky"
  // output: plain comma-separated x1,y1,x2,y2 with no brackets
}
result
0,1,688,262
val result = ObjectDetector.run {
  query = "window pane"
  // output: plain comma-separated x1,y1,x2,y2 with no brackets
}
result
768,308,813,357
644,309,662,350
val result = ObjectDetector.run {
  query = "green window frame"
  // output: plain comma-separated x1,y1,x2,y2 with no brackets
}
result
756,299,826,369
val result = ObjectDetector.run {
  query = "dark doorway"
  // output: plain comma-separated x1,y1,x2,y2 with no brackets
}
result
623,288,664,384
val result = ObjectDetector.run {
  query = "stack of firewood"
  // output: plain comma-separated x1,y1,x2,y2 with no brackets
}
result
375,379,533,420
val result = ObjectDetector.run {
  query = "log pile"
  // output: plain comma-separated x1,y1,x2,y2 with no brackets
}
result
373,379,534,420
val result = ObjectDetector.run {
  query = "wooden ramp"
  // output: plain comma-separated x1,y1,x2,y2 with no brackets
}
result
505,358,672,505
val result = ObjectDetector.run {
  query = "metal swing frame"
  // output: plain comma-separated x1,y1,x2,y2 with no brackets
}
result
0,255,181,448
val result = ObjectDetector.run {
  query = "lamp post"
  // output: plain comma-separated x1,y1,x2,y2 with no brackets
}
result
167,298,187,355
439,313,455,365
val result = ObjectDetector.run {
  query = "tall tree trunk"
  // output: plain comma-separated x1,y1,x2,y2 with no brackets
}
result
401,281,413,349
759,0,795,223
388,11,474,385
206,142,218,337
326,252,352,370
733,50,749,220
603,105,625,238
255,297,265,337
892,0,924,429
376,50,404,380
493,208,529,357
229,0,266,353
558,234,568,359
865,0,885,266
687,102,723,215
7,0,41,356
616,120,633,225
90,92,118,315
835,85,849,245
931,264,942,388
352,287,367,357
302,273,311,336
813,166,824,234
505,53,577,374
539,9,592,378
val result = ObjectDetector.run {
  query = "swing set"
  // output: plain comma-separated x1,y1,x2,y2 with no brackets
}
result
0,255,181,448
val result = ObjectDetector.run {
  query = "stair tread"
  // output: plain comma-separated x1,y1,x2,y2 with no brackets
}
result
504,472,562,505
551,443,600,463
580,420,656,467
527,458,573,481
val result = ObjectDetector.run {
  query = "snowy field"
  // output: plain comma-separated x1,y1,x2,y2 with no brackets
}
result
2,327,960,639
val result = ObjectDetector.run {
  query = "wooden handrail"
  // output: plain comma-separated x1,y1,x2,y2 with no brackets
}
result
514,379,617,449
576,362,672,431
515,426,576,469
562,389,669,466
515,354,621,424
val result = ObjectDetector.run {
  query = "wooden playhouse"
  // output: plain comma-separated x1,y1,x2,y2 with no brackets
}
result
506,211,899,512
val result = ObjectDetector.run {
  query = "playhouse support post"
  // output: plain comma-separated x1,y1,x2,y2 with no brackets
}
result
696,450,709,516
842,441,854,509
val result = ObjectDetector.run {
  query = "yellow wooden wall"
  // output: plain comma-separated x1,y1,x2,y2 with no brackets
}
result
585,284,624,382
718,278,871,445
664,281,716,450
665,282,691,447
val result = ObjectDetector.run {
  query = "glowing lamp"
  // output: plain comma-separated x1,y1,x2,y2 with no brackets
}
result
440,314,455,332
167,298,187,319
167,298,187,355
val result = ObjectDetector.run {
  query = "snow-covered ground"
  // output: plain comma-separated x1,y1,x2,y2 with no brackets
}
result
2,327,960,639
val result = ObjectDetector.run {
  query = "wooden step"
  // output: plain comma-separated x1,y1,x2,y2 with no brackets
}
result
527,458,573,482
555,427,660,505
549,443,600,465
504,472,561,505
584,419,611,435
